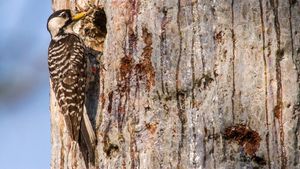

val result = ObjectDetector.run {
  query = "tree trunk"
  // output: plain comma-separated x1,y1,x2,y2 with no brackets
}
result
50,0,300,168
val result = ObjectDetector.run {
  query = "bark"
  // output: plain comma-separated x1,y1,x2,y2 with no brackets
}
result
50,0,300,169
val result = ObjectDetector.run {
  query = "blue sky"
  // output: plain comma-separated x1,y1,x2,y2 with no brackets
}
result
0,0,52,168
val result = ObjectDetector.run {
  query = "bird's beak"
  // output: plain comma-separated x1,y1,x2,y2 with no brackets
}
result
72,12,87,21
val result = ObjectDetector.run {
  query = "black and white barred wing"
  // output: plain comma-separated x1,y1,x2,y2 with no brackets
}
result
48,34,86,141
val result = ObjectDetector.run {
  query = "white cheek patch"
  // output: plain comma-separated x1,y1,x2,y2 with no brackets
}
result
48,17,67,37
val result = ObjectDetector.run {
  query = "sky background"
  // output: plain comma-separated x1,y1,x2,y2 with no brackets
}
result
0,0,52,168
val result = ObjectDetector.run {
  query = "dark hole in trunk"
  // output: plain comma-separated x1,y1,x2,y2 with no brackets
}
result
93,9,107,37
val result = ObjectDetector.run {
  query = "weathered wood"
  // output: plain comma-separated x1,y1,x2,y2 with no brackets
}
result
50,0,300,168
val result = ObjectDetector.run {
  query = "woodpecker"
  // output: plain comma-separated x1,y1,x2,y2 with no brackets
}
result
47,9,96,153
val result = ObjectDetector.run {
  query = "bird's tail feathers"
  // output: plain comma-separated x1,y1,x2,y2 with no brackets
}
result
79,106,96,167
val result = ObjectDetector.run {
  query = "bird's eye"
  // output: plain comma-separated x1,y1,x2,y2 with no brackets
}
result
60,13,67,18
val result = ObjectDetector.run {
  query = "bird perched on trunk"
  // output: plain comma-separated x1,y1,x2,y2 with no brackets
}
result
47,9,96,163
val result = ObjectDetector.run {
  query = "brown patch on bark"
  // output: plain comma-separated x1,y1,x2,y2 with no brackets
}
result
120,56,134,77
142,27,152,45
214,31,224,44
100,92,106,110
116,56,133,131
119,56,134,93
274,104,282,119
145,122,158,134
224,124,261,155
103,142,119,157
135,28,155,91
107,91,114,114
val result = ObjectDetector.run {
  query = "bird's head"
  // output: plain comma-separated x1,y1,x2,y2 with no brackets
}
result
47,9,87,39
